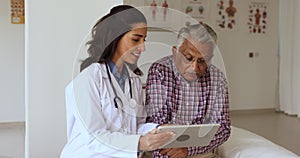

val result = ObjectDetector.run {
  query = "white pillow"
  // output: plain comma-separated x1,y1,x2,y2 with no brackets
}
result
218,126,299,158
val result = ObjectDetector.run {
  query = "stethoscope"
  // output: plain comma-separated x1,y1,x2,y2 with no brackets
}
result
105,63,133,110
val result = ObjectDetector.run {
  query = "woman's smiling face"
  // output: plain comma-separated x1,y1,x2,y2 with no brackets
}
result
113,23,147,65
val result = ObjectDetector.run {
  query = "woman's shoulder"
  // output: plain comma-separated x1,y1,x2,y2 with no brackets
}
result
81,63,107,75
71,63,107,84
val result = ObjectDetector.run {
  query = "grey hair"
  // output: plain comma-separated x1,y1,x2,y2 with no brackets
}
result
176,23,217,54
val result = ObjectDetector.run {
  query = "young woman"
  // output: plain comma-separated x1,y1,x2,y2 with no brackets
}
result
60,5,174,158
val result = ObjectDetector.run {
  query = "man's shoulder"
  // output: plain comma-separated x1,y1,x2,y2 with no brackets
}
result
207,64,228,83
150,55,173,69
209,64,225,75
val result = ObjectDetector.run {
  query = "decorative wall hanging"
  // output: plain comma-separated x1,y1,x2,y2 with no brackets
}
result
143,0,175,31
10,0,25,24
216,0,237,30
247,2,268,34
123,0,211,31
182,0,210,23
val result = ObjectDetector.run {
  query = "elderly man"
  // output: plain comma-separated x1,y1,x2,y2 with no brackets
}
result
145,23,231,158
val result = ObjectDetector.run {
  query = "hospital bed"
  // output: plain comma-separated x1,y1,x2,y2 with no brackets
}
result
218,126,299,158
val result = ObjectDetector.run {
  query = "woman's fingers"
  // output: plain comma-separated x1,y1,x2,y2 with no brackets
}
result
139,131,175,151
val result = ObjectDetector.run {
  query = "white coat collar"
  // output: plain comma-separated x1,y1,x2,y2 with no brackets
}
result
99,63,139,79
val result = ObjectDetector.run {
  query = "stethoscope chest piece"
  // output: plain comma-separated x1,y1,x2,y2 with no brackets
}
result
129,98,137,109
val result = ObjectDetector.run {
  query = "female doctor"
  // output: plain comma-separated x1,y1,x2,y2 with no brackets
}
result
60,5,174,158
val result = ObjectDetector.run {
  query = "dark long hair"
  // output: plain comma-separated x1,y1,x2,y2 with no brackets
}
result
80,5,147,75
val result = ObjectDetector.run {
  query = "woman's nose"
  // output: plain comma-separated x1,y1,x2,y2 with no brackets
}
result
138,43,145,52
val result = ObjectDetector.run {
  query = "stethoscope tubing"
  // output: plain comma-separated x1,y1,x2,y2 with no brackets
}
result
105,63,133,109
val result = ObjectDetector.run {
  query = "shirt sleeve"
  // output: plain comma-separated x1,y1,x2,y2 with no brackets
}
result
187,74,231,156
145,65,169,125
145,64,175,158
134,76,159,134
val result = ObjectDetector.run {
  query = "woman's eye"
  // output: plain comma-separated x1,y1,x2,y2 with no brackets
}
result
132,39,139,42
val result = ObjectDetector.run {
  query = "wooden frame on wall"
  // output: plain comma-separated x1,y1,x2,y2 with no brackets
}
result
10,0,25,24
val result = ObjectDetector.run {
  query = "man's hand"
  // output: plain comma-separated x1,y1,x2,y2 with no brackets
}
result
159,148,188,158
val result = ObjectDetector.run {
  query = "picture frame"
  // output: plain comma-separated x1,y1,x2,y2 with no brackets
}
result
10,0,25,24
124,0,211,32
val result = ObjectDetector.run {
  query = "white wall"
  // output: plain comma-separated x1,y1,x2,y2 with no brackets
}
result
25,0,278,157
216,0,279,110
25,0,122,157
1,0,278,125
0,0,25,122
137,0,279,110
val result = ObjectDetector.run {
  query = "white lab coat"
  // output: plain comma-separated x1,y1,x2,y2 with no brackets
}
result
60,63,157,158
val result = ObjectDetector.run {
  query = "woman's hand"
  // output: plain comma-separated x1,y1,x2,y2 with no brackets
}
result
138,128,175,151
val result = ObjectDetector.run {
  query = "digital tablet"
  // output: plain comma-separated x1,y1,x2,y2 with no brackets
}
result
157,124,220,149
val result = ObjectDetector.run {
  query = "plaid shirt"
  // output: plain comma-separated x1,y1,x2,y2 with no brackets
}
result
145,55,231,157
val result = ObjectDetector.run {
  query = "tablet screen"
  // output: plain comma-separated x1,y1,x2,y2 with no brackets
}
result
157,124,220,148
